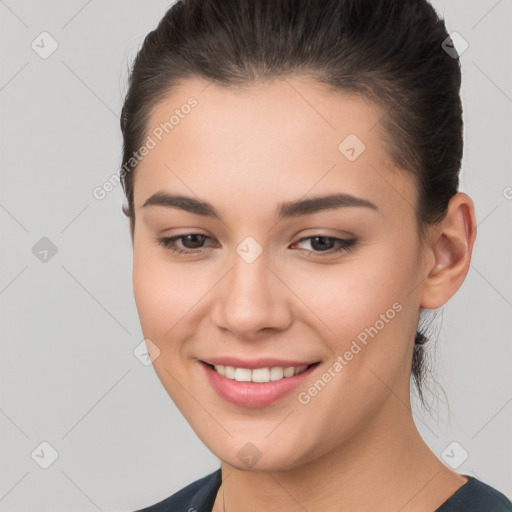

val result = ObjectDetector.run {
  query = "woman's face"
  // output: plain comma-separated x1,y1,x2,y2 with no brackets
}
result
132,76,432,471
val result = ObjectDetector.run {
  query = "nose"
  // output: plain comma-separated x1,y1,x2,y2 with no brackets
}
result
210,250,294,339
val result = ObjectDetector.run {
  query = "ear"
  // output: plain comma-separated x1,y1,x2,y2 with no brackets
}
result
122,202,135,248
420,192,477,310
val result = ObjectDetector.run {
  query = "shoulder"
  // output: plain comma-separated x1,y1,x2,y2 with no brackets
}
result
133,468,222,512
436,476,512,512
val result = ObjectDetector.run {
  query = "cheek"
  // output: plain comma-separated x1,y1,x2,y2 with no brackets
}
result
293,249,409,336
132,247,211,408
287,242,419,379
132,245,205,341
286,254,418,437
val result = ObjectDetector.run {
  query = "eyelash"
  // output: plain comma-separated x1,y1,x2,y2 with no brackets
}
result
155,233,356,258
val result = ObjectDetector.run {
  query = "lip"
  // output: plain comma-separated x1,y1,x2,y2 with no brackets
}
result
201,356,319,370
199,360,321,408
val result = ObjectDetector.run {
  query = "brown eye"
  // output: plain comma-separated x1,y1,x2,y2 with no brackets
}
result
310,236,336,251
155,233,215,255
293,236,356,256
179,234,207,249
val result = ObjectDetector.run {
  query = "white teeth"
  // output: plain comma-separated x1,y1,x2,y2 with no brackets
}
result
213,364,309,383
269,367,284,381
283,366,296,377
234,368,252,382
251,368,270,383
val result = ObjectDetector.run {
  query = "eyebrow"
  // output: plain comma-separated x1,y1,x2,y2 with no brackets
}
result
142,191,379,221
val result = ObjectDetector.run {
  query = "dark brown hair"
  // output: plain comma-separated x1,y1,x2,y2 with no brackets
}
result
119,0,463,402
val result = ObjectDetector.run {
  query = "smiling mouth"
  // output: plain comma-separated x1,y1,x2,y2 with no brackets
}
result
202,361,321,383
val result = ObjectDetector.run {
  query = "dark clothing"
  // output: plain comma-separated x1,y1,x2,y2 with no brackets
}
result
135,468,512,512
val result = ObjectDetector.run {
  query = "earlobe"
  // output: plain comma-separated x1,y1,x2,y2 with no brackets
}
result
420,193,477,309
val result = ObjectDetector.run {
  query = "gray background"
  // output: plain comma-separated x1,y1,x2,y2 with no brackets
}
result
0,1,510,511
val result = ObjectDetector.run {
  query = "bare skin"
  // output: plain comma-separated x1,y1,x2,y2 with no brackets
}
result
130,76,476,512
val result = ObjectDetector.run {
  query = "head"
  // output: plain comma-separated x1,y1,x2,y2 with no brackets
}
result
120,0,476,470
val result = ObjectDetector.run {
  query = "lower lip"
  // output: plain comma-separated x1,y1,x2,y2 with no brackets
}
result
200,361,321,408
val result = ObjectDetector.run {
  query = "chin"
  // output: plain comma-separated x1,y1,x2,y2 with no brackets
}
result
207,435,317,473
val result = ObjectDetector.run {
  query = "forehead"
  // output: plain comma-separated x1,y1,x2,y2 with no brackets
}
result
133,76,416,221
144,75,385,156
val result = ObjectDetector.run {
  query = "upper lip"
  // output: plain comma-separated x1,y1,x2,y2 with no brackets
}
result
201,357,320,369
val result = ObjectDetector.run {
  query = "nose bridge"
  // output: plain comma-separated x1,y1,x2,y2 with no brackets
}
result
211,239,292,336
